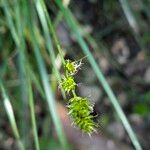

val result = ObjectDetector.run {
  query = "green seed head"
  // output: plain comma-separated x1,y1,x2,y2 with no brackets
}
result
68,96,96,134
60,58,96,134
65,59,81,75
61,76,76,93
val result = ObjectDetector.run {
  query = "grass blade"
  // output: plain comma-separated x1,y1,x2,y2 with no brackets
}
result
27,11,69,148
35,0,66,99
1,0,19,46
0,81,25,150
118,0,146,49
27,71,40,150
12,0,30,146
119,0,139,34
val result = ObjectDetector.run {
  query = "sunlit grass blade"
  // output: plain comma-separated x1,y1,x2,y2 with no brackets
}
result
44,10,65,65
0,81,25,150
55,1,142,150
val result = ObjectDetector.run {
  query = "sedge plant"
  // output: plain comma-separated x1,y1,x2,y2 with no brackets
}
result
36,1,96,134
60,59,96,134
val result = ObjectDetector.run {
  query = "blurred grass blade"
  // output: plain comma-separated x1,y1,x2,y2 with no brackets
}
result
28,64,45,99
0,81,25,150
28,72,40,150
44,9,65,65
35,0,66,98
55,1,142,150
1,0,19,46
27,8,69,147
2,0,30,147
135,0,150,18
119,0,139,34
31,28,68,150
118,0,147,50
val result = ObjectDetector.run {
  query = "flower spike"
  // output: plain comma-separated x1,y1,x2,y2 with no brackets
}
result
60,58,97,134
68,96,96,134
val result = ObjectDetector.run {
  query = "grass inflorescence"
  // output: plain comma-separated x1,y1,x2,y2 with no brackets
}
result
60,59,96,134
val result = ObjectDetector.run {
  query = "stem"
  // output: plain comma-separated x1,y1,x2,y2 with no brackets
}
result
72,90,77,97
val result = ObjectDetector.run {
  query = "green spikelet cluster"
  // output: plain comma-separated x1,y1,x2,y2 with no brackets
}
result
65,60,77,75
68,97,95,133
60,59,96,134
61,76,76,93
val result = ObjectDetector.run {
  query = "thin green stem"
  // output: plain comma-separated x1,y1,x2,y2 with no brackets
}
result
14,1,29,146
28,73,40,150
72,90,77,97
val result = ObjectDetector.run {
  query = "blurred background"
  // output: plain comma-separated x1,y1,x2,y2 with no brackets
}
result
0,0,150,150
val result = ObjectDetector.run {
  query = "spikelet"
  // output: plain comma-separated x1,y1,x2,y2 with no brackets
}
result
65,59,82,75
68,96,95,134
61,76,76,94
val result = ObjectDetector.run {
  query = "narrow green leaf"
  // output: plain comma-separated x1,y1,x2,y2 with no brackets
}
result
35,0,66,98
0,81,25,150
